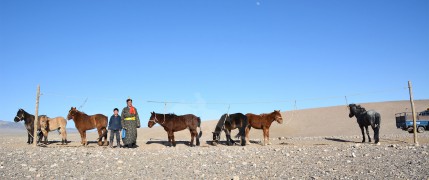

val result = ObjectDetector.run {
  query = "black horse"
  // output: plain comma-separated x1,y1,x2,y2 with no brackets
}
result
212,113,248,146
348,104,381,144
14,109,43,144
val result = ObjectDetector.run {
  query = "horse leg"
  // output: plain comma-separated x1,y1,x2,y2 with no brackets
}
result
189,129,195,147
245,126,251,145
365,126,371,143
97,129,103,146
78,130,84,145
43,132,48,144
262,127,268,146
62,128,67,145
267,129,271,145
172,132,177,147
27,133,31,144
195,128,200,146
373,125,380,144
359,125,365,143
167,132,172,147
82,131,88,146
224,129,232,146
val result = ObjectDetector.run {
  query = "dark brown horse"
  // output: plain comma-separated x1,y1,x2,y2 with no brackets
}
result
246,110,283,146
67,107,108,146
212,113,248,146
348,104,381,144
148,112,202,147
14,109,43,144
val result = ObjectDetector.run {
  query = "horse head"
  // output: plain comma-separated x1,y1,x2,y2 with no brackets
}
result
212,131,221,142
14,109,25,122
39,116,49,136
273,110,283,124
148,111,157,128
67,107,77,120
348,104,359,118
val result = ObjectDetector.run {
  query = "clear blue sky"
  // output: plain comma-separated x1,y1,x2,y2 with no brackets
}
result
1,0,428,128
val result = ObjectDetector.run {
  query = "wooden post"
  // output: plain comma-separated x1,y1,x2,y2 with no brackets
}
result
408,81,418,146
33,85,40,147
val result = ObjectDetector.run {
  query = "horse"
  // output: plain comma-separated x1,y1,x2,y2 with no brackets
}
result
67,107,108,146
148,112,202,147
13,109,43,144
39,116,68,145
348,104,381,144
246,110,283,146
212,113,248,146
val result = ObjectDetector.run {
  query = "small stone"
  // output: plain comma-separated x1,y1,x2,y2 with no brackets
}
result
352,153,356,158
285,153,290,157
232,175,240,180
274,148,281,152
346,160,352,163
29,168,37,172
311,176,319,180
242,162,248,166
50,163,58,168
117,160,123,164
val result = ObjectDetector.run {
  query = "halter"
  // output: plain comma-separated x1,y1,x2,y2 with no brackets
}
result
149,113,165,125
15,111,25,121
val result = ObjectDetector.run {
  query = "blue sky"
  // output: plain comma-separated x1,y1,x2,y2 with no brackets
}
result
1,0,428,128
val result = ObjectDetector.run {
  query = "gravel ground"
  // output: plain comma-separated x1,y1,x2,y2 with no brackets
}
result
0,133,428,179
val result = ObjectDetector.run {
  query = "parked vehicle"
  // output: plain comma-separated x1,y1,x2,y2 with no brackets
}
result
396,109,429,133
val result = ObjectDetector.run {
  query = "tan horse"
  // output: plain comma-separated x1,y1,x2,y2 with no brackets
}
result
245,110,283,145
67,107,108,146
40,116,68,145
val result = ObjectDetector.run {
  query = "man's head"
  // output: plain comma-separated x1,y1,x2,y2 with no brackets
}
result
127,98,133,107
113,108,119,116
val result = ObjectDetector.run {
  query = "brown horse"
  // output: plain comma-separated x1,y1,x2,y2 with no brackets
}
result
40,116,68,145
67,107,108,146
212,113,248,146
246,110,283,146
148,112,202,147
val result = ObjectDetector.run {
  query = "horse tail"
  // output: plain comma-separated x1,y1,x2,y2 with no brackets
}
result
375,112,381,128
197,117,203,138
98,127,108,141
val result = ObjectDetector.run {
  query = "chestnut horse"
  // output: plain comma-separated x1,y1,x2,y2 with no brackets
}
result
246,110,283,146
212,113,248,146
67,107,108,146
13,109,43,144
148,112,202,147
40,116,68,145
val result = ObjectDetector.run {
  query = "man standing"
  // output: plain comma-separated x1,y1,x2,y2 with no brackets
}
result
121,98,140,148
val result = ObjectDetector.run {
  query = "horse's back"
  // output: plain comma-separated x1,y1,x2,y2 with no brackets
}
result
93,114,108,126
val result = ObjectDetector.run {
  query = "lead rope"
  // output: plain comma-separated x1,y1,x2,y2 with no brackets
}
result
163,102,166,124
221,104,231,131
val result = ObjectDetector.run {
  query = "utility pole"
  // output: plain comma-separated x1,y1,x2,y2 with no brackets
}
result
33,85,40,147
408,81,418,146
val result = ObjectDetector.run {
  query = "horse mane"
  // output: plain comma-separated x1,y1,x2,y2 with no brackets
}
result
356,105,366,112
74,110,90,120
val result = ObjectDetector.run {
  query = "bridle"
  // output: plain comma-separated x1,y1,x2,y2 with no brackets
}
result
15,110,25,121
149,112,165,125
